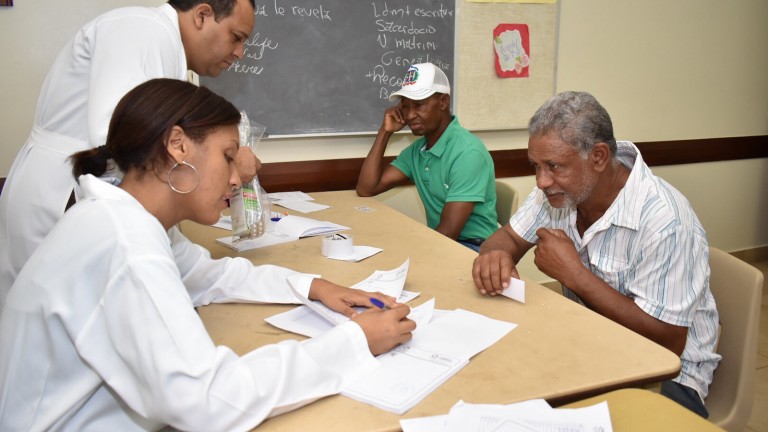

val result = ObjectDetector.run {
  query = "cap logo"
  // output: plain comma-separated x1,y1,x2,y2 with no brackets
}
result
402,67,419,86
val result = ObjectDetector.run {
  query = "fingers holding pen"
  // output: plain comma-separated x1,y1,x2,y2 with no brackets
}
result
353,303,415,355
367,293,397,310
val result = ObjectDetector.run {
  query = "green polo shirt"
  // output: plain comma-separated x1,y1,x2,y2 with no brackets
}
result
391,116,497,240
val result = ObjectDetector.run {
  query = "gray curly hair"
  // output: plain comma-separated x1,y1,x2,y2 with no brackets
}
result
528,91,617,157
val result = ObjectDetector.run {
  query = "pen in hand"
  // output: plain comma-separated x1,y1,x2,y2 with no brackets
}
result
369,297,390,310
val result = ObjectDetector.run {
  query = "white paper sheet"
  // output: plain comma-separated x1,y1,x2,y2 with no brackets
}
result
267,191,314,201
263,260,417,338
446,399,613,432
343,345,468,415
400,399,552,432
342,309,517,414
501,276,526,303
398,290,421,303
265,298,438,338
263,305,334,338
273,199,330,213
325,245,383,262
272,215,348,237
400,413,449,432
215,215,348,251
351,258,410,298
407,309,517,360
402,398,613,432
216,231,295,251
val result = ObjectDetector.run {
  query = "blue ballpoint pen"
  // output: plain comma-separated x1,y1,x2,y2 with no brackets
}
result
369,298,390,310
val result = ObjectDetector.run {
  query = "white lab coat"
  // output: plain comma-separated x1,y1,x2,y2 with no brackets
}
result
0,4,188,305
0,175,379,431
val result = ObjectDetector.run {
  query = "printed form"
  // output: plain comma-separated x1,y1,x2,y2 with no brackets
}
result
401,398,613,432
269,259,517,414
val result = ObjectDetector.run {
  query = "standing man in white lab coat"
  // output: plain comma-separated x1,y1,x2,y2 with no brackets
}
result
0,0,258,307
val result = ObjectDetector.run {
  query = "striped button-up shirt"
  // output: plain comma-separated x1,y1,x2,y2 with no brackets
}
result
510,140,721,399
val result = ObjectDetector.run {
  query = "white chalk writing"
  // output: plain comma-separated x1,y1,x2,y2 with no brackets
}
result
367,1,454,99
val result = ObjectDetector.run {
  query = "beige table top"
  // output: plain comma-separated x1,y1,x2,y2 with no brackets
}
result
182,190,680,432
563,388,724,431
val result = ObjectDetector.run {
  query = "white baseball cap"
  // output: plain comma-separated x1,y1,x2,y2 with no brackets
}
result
388,63,451,101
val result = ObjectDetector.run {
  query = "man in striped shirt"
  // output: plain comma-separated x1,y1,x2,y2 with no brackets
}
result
472,91,720,417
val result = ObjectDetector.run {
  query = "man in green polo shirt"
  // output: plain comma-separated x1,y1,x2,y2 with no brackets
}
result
356,63,497,251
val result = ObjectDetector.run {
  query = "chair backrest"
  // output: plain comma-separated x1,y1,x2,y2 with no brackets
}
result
373,185,427,225
705,247,763,432
495,181,519,227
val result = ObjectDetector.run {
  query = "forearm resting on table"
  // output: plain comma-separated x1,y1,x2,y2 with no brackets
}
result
480,225,529,261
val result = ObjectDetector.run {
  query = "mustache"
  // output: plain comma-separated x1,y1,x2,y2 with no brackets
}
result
543,189,563,196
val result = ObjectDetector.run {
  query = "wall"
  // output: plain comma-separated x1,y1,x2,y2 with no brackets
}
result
552,0,768,278
1,0,766,282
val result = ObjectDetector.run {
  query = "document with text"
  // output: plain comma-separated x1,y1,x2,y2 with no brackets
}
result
268,261,516,414
216,215,348,251
342,309,516,414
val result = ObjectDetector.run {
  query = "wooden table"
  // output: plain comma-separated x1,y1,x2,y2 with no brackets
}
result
182,191,681,432
563,388,724,431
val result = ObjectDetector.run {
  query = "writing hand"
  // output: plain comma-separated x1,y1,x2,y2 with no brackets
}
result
352,303,415,355
310,280,396,318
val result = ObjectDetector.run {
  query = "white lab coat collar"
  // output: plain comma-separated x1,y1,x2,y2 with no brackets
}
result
76,174,136,205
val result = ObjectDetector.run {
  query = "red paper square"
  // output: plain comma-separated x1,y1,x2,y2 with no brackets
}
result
493,24,530,78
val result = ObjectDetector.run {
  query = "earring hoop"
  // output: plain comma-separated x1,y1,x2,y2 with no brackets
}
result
167,160,199,194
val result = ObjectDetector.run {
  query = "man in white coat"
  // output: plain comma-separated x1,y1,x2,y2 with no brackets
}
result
0,0,257,306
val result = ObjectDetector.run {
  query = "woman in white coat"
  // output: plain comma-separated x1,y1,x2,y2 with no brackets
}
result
0,78,415,431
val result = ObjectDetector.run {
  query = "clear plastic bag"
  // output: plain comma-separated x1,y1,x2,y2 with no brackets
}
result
230,110,270,240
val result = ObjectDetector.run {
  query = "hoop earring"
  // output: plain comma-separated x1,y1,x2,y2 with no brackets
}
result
167,160,199,194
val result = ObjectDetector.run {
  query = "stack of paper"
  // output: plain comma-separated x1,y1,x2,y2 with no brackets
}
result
342,309,516,414
265,260,517,414
400,398,614,432
216,215,348,251
344,344,468,415
267,191,330,213
271,301,515,415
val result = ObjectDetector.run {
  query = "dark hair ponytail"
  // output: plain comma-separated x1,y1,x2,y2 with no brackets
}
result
71,145,111,179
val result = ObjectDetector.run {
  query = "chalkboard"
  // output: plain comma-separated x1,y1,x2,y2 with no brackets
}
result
200,0,455,137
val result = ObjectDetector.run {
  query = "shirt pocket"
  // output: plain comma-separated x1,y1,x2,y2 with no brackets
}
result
587,253,632,295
